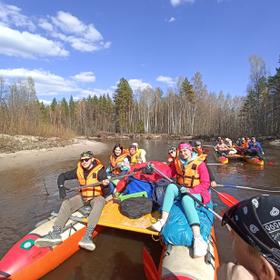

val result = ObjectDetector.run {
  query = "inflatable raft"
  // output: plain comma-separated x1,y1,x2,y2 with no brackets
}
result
0,199,160,280
243,155,264,166
0,210,101,280
213,151,228,165
161,228,219,280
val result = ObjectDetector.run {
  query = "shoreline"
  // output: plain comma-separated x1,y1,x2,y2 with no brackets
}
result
0,138,108,172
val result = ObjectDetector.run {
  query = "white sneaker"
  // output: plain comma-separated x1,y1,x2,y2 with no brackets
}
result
79,236,96,251
193,236,208,257
151,219,165,232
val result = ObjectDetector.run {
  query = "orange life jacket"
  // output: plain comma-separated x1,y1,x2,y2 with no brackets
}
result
76,159,104,201
110,152,128,175
193,147,204,156
174,154,206,188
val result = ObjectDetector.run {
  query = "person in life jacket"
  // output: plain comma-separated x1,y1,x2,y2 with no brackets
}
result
167,146,177,167
245,137,265,160
218,194,280,280
132,142,147,163
128,144,143,166
109,144,130,176
35,151,111,252
193,140,217,188
151,142,211,258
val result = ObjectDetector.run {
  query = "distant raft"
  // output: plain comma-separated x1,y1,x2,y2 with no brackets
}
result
243,155,265,166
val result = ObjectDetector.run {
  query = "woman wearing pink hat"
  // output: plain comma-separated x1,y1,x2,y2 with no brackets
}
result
151,142,211,257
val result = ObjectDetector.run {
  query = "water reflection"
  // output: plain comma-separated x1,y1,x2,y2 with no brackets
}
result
0,140,279,279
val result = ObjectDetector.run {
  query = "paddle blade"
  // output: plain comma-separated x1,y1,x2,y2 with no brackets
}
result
216,191,239,207
211,187,239,207
143,247,159,280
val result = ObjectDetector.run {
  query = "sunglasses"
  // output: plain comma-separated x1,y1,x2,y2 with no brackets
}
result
80,158,91,163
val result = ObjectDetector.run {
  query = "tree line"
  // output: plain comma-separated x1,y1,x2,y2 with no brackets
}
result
0,55,279,139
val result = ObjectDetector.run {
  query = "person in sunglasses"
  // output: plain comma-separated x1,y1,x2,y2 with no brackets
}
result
219,194,280,280
35,151,111,251
167,146,177,167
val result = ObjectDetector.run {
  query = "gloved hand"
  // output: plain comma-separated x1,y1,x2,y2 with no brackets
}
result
58,185,66,200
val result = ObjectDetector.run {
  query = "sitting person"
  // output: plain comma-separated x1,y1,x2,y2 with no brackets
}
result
245,137,265,160
35,151,111,251
108,144,130,176
224,138,237,155
219,194,280,280
132,142,147,163
167,146,177,166
193,140,217,188
151,142,210,258
128,144,143,166
193,140,203,156
215,139,232,156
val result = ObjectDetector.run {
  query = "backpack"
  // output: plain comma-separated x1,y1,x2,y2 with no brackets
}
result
119,197,153,219
152,178,170,210
123,176,154,198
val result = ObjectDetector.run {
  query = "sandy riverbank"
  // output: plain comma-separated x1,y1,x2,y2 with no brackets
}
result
0,138,108,172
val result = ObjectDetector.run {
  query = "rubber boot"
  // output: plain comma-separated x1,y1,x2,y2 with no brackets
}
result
78,225,96,251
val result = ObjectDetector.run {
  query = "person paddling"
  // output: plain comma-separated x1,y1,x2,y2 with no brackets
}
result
151,142,211,257
219,194,280,280
35,151,111,251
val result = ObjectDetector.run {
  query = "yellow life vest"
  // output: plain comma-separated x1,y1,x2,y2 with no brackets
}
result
76,159,104,201
129,152,141,165
109,152,128,175
174,154,206,188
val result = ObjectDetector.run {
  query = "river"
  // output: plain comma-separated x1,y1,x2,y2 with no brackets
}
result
0,139,279,279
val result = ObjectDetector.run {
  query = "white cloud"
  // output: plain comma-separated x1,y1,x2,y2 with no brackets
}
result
156,75,176,86
168,17,176,23
128,79,152,91
47,11,111,52
0,68,112,100
0,2,35,31
38,19,54,32
52,11,87,34
0,3,110,58
170,0,195,7
72,72,96,83
0,25,68,58
0,68,77,96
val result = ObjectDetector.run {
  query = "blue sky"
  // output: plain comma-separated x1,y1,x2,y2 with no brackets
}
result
0,0,279,103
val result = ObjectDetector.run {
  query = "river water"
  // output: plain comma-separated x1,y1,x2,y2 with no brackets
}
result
0,140,279,279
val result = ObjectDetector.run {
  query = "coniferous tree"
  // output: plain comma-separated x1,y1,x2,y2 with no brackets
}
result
113,78,133,133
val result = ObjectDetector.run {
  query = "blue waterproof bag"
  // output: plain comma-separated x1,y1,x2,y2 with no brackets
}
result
123,176,154,198
161,201,214,246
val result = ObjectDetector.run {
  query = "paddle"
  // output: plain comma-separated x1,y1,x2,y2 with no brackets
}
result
216,183,280,193
210,187,239,207
52,170,143,198
147,163,223,221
